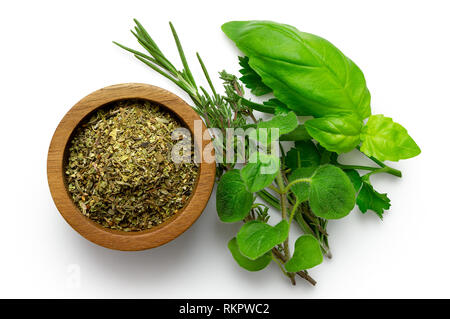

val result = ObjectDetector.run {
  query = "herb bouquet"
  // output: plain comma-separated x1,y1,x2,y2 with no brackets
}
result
114,20,420,285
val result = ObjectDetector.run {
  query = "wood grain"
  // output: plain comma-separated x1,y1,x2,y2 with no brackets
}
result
47,83,216,251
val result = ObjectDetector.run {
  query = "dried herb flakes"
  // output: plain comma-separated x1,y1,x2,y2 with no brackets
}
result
65,99,198,232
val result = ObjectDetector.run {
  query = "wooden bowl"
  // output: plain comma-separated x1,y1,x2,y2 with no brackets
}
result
47,83,216,251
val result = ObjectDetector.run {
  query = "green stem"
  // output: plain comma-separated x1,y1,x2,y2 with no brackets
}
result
356,146,402,177
257,190,281,210
276,173,291,261
288,199,301,226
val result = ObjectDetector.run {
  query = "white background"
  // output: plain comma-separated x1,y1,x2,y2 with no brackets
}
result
0,0,449,298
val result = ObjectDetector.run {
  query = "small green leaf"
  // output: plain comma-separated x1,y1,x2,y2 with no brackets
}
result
249,112,298,145
344,169,363,192
305,116,363,154
257,111,298,135
309,165,356,219
279,125,311,141
360,114,421,161
228,237,272,271
240,152,280,192
237,220,289,259
285,141,321,170
357,182,391,219
288,167,316,203
238,56,272,96
216,170,253,222
285,235,323,272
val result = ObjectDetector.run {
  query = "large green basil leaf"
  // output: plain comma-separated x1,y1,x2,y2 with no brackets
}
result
222,20,371,119
228,237,272,271
305,116,363,153
216,170,253,222
360,114,421,162
240,152,280,192
236,220,289,259
285,235,323,272
309,165,356,219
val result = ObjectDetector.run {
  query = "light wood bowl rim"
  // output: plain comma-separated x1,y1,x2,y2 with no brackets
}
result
47,83,216,251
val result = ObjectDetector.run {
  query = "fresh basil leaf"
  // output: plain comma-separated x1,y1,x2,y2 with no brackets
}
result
305,116,363,154
285,140,321,170
309,165,356,219
237,220,289,259
288,167,316,203
357,182,391,219
216,170,253,222
222,20,371,119
238,56,272,96
240,152,280,192
285,235,323,272
360,114,421,162
279,125,311,141
344,169,363,192
228,237,272,271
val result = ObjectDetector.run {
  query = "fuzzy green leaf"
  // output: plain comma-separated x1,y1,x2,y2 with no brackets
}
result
285,235,323,272
357,182,391,219
288,167,316,203
240,152,280,192
360,114,421,162
309,165,356,219
216,170,253,222
237,220,289,259
228,237,272,271
305,116,363,154
238,56,272,96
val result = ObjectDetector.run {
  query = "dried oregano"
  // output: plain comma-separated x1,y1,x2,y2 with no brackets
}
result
65,99,198,231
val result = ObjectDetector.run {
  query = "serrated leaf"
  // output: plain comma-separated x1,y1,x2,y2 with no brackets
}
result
360,114,421,161
263,98,290,115
285,140,321,170
228,237,272,271
240,152,280,192
305,116,363,154
216,170,253,222
285,235,323,272
238,56,272,96
237,220,289,260
309,165,356,219
357,182,391,219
